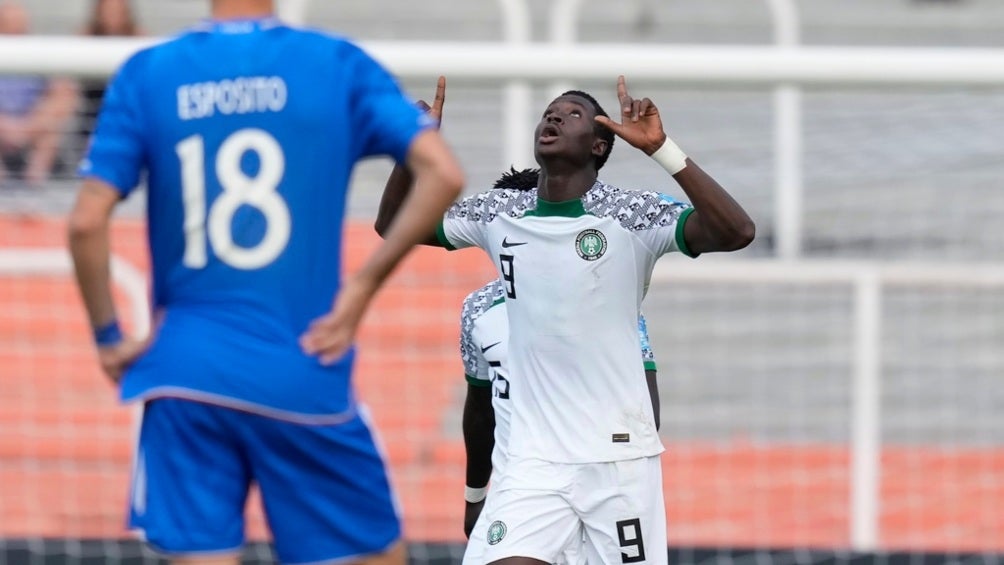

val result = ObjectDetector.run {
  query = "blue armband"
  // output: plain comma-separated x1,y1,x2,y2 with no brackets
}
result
93,319,123,346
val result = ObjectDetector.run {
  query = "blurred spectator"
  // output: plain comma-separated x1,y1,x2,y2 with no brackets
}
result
78,0,143,149
0,1,77,186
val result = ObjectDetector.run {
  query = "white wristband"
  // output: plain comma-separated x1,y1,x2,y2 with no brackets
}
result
650,137,688,175
464,485,489,503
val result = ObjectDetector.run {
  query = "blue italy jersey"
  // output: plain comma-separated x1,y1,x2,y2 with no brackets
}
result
80,18,433,421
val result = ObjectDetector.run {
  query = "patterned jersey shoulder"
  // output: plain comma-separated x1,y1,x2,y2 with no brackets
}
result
583,181,691,232
446,188,538,225
460,279,507,338
459,279,507,378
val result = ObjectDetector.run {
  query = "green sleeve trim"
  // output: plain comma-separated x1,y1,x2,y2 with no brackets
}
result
644,361,658,372
466,374,491,387
675,207,699,258
435,222,457,250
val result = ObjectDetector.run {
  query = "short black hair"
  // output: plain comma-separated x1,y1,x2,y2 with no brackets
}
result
561,90,615,171
493,166,540,191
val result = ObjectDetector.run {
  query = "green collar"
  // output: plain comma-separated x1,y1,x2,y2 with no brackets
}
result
527,198,587,218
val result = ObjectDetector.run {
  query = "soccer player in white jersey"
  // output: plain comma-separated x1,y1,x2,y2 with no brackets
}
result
458,168,662,565
375,76,754,564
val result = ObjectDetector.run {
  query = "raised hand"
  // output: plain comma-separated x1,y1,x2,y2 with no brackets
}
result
416,75,447,128
594,75,667,156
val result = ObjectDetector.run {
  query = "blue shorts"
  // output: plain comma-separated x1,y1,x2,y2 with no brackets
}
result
129,398,400,563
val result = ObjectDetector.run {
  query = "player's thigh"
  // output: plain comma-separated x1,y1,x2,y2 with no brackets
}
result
241,410,400,564
480,487,580,564
577,457,667,565
131,399,251,558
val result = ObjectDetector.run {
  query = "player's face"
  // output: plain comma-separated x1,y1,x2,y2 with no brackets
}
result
533,95,606,168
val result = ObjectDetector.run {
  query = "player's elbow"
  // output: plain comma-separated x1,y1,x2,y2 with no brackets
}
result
713,217,756,252
731,218,756,250
373,217,388,239
67,206,108,243
432,158,464,203
408,130,464,204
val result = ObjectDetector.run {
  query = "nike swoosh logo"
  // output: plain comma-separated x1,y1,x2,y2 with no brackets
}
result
480,341,501,353
501,237,527,248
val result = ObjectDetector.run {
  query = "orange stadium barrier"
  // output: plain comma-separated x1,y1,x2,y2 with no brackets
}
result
1,214,1001,552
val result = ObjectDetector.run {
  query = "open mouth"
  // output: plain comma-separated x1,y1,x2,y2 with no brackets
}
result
538,124,560,144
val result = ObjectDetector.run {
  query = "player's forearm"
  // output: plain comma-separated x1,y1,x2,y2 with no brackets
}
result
462,389,495,488
645,369,660,431
672,159,755,253
358,134,462,287
461,427,493,487
357,160,461,289
393,130,461,247
68,218,117,329
374,164,414,237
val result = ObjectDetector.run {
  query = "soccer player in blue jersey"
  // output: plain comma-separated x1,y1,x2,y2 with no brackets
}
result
66,1,464,563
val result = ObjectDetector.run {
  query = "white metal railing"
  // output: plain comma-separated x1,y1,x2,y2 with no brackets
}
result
0,248,150,339
3,37,1004,84
651,258,1004,551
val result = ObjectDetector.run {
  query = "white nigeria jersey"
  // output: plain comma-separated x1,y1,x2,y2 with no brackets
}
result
439,181,695,463
461,279,659,475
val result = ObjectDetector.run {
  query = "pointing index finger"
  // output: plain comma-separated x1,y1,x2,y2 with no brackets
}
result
431,75,446,118
617,75,634,116
617,75,629,102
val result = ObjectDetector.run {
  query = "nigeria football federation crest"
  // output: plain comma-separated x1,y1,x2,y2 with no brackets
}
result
487,520,507,545
575,228,607,261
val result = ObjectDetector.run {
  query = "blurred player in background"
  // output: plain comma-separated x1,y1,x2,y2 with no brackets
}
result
66,0,464,563
0,0,77,186
77,0,145,153
375,75,754,564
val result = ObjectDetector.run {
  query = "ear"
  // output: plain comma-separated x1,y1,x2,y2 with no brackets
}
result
591,138,608,160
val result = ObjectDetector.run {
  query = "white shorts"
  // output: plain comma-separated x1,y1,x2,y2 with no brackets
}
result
465,501,586,565
479,455,666,565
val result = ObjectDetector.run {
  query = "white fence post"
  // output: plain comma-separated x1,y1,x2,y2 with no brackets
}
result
548,0,585,98
766,0,804,260
497,0,534,169
851,270,882,551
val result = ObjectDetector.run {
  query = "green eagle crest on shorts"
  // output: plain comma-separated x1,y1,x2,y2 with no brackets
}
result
487,520,507,545
575,229,607,261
